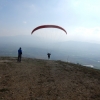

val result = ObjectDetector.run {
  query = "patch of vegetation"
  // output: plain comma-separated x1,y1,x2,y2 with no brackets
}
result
0,88,9,92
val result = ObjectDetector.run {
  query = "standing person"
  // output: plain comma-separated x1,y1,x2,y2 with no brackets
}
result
47,53,51,59
18,47,22,62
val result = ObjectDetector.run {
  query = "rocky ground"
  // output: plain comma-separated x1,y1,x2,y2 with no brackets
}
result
0,57,100,100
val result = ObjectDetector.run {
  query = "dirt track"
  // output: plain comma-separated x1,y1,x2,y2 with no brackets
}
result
0,57,100,100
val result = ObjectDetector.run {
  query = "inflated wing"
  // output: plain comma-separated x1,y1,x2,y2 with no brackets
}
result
31,25,67,34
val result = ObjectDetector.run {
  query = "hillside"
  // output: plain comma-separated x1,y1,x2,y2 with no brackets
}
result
0,57,100,100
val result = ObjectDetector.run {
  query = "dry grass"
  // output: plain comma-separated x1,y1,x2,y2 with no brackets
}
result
0,57,100,100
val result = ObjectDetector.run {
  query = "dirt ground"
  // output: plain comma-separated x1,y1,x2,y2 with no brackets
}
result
0,57,100,100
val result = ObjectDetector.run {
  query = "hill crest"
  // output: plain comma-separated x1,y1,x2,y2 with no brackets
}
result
0,57,100,100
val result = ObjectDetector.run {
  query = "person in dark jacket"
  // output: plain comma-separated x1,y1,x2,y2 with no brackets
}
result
18,47,22,62
47,53,51,59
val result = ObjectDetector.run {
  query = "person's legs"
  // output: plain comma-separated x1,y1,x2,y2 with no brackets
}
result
20,55,22,62
48,55,50,59
19,55,22,62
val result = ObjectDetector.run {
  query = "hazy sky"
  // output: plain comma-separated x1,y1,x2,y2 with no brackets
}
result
0,0,100,43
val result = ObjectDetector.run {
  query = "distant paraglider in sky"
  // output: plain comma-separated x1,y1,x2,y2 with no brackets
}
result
31,25,67,60
31,25,67,34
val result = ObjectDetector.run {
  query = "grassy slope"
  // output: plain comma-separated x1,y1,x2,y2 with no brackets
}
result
0,57,100,100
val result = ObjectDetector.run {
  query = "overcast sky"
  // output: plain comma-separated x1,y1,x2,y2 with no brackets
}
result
0,0,100,44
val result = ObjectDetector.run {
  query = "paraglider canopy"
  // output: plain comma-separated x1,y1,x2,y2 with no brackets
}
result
31,25,67,34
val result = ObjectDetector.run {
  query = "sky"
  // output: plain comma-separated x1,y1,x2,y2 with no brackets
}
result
0,0,100,44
